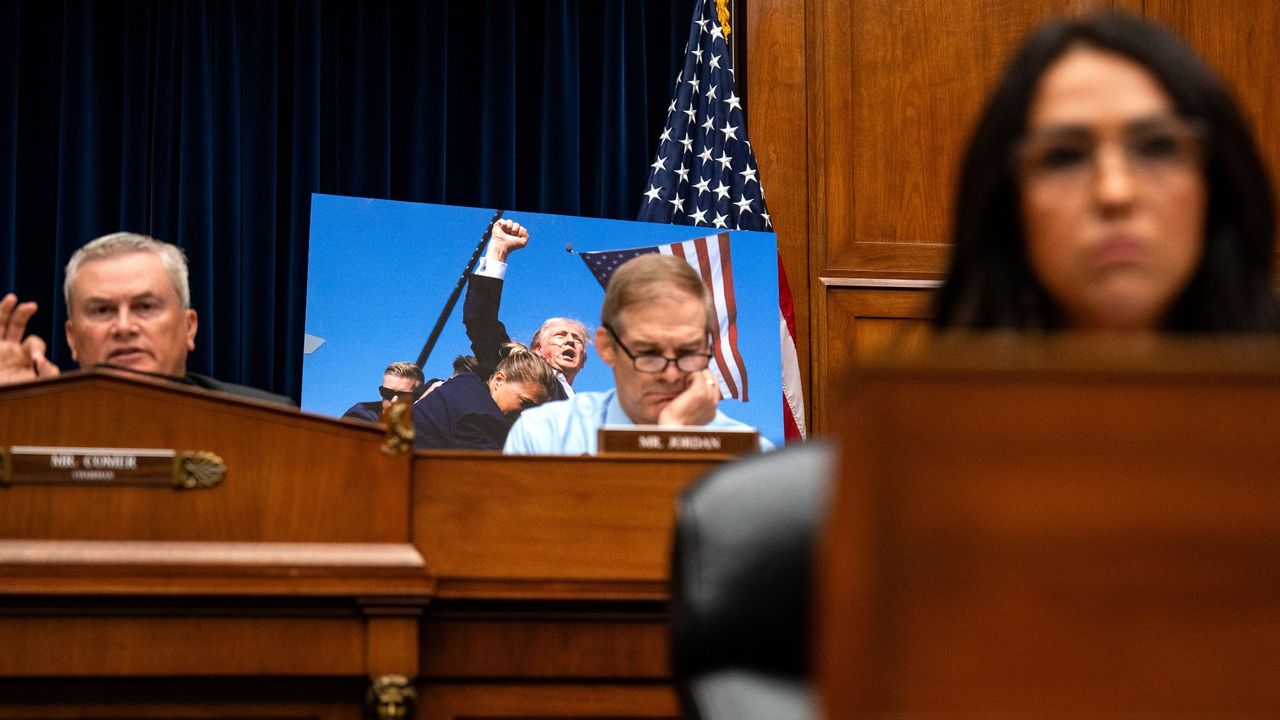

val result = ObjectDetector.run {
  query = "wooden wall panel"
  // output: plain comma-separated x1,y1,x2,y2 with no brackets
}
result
418,683,677,720
816,287,933,433
747,0,812,426
816,0,1110,278
0,703,355,720
1145,0,1280,253
801,0,1113,434
745,0,1280,434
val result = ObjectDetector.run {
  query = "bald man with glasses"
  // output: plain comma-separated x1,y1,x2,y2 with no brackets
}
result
503,253,770,455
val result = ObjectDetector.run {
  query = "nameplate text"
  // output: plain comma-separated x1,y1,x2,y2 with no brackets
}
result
1,446,224,489
598,426,759,456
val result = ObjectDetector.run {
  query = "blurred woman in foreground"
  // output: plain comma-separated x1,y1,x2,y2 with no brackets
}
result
933,12,1280,333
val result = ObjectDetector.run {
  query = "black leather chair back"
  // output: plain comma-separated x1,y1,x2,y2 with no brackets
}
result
670,442,831,720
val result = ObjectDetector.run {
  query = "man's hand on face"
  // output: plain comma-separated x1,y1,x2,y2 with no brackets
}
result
0,293,61,386
656,368,721,427
486,219,530,263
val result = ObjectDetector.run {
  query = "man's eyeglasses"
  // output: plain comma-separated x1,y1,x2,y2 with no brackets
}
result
603,324,713,374
378,385,424,402
1014,115,1205,189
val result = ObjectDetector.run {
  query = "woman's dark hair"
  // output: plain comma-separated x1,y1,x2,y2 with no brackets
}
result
932,12,1280,331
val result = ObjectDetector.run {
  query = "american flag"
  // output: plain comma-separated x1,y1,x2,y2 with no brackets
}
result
579,233,748,401
634,0,806,440
636,0,769,232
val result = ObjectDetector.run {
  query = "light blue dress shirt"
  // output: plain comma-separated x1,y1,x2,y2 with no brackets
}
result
503,389,773,455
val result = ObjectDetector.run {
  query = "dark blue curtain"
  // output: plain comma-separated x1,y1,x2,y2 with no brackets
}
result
0,0,691,399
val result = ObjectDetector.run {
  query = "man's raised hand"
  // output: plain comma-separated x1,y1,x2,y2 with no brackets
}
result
0,293,60,386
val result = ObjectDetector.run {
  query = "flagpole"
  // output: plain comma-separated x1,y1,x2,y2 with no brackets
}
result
415,209,505,368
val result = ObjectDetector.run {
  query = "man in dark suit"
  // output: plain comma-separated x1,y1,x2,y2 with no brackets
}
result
341,361,425,422
463,218,588,402
0,232,291,405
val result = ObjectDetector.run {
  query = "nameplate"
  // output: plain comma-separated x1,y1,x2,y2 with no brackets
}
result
1,446,225,489
598,426,759,456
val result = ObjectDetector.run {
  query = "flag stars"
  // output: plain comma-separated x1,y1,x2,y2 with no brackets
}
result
635,0,772,234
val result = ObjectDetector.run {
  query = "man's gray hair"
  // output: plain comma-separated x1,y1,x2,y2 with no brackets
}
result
64,232,191,309
531,317,589,349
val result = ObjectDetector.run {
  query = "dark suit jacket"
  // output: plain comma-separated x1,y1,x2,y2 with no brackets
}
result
85,364,296,406
341,400,382,423
463,273,569,401
181,372,297,407
411,371,511,450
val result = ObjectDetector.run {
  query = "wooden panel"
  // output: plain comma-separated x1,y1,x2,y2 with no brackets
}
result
0,373,426,717
0,539,431,596
0,703,356,720
814,287,932,436
820,338,1280,717
815,0,1110,277
0,616,367,676
747,0,812,423
0,372,410,543
1144,0,1280,260
412,453,716,600
750,0,1280,433
423,609,669,679
0,678,367,719
418,683,678,720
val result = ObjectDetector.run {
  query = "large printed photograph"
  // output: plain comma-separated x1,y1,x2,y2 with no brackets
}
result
302,193,784,447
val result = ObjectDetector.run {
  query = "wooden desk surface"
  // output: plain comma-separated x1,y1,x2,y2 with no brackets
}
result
820,335,1280,718
0,370,411,543
413,451,718,601
1,372,707,718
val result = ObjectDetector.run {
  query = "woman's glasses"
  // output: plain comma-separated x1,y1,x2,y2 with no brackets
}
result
1015,116,1205,189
